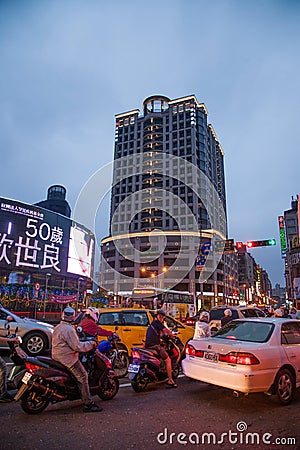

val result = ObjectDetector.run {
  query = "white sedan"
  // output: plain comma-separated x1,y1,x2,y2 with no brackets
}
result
182,318,300,405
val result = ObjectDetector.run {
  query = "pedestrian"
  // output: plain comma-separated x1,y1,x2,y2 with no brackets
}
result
273,309,283,318
193,311,211,339
289,307,298,319
0,335,18,403
221,309,232,327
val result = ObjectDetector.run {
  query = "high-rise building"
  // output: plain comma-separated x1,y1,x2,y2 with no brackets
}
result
101,95,238,309
282,195,300,307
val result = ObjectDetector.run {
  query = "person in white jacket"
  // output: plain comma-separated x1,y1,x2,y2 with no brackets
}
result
193,311,211,339
52,307,102,413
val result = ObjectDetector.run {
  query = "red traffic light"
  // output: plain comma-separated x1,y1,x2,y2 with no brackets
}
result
246,241,253,248
236,242,244,249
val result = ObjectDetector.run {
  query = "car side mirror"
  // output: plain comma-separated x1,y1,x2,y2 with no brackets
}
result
6,315,15,323
114,326,119,331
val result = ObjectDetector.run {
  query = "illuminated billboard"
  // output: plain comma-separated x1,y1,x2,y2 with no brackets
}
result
0,197,95,279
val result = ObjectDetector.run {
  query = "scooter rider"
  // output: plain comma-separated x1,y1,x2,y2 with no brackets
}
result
52,307,102,413
79,307,113,338
145,309,178,388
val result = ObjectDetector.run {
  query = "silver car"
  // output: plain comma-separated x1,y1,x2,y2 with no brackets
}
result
0,306,53,356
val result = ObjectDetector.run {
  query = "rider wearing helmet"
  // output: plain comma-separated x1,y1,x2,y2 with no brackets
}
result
221,309,233,327
193,311,211,339
52,307,102,413
145,309,178,388
79,307,113,338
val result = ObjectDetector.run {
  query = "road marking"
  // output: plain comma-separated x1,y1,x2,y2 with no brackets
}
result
120,373,185,388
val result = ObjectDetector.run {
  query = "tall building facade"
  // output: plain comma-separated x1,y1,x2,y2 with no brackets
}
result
101,95,238,308
282,195,300,308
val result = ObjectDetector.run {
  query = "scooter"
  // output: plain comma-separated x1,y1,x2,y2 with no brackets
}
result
128,333,183,392
14,338,119,415
98,330,130,378
3,322,28,391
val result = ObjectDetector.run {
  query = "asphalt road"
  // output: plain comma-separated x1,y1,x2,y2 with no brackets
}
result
1,363,299,450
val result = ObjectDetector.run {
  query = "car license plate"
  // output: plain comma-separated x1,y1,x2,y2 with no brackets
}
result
128,364,140,373
203,352,219,363
22,372,32,384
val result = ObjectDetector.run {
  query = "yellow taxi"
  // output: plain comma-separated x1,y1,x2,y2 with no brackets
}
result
97,308,195,356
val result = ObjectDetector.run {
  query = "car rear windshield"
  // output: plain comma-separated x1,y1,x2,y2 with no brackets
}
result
209,309,239,320
214,321,274,343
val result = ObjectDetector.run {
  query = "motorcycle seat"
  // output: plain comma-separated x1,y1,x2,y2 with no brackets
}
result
143,348,160,357
37,356,71,373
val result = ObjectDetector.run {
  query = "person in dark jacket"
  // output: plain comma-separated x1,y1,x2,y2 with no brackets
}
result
145,309,177,388
221,309,233,327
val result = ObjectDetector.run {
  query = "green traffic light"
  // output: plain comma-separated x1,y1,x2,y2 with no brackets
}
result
268,239,276,246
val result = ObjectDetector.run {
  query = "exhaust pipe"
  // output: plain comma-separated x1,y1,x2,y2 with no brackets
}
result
14,383,29,401
31,381,66,400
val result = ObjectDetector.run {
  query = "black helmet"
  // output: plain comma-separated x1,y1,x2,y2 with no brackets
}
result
157,309,166,316
62,307,75,322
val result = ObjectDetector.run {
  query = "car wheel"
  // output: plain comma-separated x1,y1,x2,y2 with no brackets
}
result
22,332,47,356
274,368,295,406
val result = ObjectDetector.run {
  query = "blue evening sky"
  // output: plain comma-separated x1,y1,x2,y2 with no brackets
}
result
1,0,300,286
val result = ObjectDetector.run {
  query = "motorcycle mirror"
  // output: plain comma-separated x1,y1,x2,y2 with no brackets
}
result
77,326,83,334
114,326,119,331
15,326,19,333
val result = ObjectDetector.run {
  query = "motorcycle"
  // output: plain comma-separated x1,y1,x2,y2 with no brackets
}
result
3,321,28,391
128,332,184,392
14,337,119,415
98,330,130,378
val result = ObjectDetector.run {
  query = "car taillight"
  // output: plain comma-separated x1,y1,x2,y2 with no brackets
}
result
132,350,141,359
185,344,204,357
25,363,41,372
186,320,194,325
219,352,260,365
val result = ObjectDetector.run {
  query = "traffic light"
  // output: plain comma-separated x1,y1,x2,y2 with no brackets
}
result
236,242,245,249
246,239,276,248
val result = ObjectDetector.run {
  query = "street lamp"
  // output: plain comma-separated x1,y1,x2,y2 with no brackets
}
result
43,273,51,319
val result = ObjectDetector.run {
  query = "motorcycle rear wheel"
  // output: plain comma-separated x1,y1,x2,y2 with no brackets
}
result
98,376,119,401
131,374,148,392
113,351,130,378
20,390,49,415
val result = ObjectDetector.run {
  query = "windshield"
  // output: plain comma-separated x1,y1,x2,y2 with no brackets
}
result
209,309,239,320
214,321,274,343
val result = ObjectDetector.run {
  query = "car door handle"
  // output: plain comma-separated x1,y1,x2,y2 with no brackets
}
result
123,328,132,332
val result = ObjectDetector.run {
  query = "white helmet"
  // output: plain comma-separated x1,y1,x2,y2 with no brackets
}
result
62,307,76,322
85,307,99,323
200,311,210,322
274,309,282,318
224,309,232,317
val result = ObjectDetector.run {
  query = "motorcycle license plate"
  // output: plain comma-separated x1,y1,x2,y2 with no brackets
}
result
203,352,219,363
128,364,140,373
22,372,32,384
